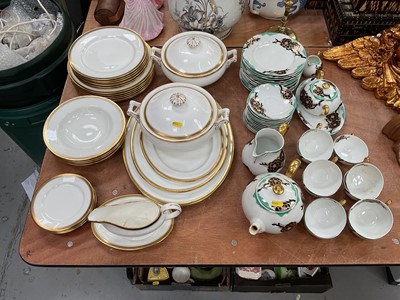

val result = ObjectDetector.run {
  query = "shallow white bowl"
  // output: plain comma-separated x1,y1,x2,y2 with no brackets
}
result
345,163,384,200
334,134,369,165
348,199,393,240
297,129,333,163
303,160,342,197
305,198,347,239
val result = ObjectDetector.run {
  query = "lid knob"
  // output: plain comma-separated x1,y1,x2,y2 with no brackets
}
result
272,182,284,195
186,36,200,48
170,93,187,106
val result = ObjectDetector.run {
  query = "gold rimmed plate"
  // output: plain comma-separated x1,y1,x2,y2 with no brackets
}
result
123,116,234,205
130,121,228,193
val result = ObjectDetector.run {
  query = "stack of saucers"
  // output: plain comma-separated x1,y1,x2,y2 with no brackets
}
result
67,26,154,102
240,32,307,92
43,95,126,166
243,83,296,133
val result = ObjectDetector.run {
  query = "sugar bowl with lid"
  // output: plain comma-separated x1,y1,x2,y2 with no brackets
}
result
241,160,304,235
127,82,229,151
151,31,237,87
298,67,342,117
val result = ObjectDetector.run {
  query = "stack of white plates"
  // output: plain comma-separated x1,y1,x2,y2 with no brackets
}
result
243,83,297,133
67,26,154,102
43,96,126,165
239,32,307,92
123,117,234,206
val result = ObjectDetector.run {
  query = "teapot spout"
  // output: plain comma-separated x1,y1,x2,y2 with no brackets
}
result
249,219,265,235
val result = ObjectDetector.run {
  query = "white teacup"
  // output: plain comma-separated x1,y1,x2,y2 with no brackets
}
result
344,163,384,201
348,199,393,240
304,198,347,239
303,160,342,197
333,134,369,165
297,129,333,163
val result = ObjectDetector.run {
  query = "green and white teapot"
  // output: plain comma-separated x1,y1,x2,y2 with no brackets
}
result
241,159,304,235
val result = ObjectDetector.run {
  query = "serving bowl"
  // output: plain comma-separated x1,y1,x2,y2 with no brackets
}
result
151,31,237,87
127,82,229,150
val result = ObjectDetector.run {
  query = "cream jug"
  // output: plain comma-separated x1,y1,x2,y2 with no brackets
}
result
242,126,287,176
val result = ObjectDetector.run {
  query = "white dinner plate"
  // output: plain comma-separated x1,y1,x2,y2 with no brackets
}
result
242,32,306,75
31,174,95,233
123,117,234,205
69,27,146,79
43,96,125,161
140,125,226,182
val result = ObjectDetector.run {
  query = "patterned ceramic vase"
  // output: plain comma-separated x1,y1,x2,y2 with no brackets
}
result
248,0,307,20
168,0,245,40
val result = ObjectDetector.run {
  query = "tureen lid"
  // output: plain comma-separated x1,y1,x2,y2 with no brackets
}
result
163,32,225,77
255,175,300,215
142,84,216,141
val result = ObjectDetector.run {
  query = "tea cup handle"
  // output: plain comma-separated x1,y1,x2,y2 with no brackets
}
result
215,108,230,129
248,0,260,15
225,49,237,69
161,203,182,220
151,47,162,66
127,100,141,123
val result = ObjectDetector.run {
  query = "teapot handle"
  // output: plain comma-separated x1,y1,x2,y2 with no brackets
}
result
248,0,260,15
285,159,301,178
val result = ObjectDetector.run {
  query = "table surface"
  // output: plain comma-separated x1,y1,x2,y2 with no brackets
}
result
19,1,400,267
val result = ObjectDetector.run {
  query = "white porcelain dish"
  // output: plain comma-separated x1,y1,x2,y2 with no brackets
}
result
31,174,96,233
334,134,369,165
303,160,342,197
130,121,228,192
127,82,229,150
297,101,345,135
123,117,234,205
151,31,237,87
69,26,146,79
242,32,306,75
43,96,125,161
247,83,296,120
141,123,226,182
348,199,393,240
297,129,333,163
345,163,384,200
304,198,346,239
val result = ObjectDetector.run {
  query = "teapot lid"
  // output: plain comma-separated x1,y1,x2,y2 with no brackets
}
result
255,175,300,215
162,32,225,77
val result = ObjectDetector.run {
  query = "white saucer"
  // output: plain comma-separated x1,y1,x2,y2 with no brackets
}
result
140,125,226,182
297,102,345,135
91,217,173,251
123,118,234,205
